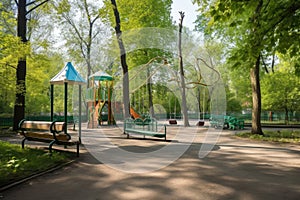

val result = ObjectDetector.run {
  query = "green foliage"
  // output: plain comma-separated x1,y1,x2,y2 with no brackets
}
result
0,2,30,114
0,141,70,187
261,54,300,112
236,130,300,143
226,94,242,112
102,0,175,70
51,0,105,77
194,0,300,72
26,53,65,115
102,0,174,30
0,0,69,116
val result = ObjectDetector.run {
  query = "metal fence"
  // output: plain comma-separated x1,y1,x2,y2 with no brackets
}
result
1,111,299,128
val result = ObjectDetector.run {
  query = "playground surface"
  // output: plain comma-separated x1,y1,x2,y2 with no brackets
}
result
1,122,300,200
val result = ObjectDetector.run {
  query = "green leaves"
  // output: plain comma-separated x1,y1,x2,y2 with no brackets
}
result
103,0,173,30
261,54,300,112
56,0,71,15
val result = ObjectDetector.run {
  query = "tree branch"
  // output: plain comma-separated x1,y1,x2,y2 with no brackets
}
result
263,0,271,12
63,13,89,48
263,2,300,36
83,0,91,23
196,57,221,85
261,53,269,73
26,0,37,7
0,62,17,69
91,15,100,25
271,53,275,73
26,0,50,15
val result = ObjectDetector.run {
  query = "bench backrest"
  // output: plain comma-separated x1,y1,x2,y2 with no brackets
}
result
124,118,158,132
19,120,70,141
19,120,65,133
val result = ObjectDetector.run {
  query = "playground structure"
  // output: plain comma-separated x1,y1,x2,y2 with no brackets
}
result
86,71,115,128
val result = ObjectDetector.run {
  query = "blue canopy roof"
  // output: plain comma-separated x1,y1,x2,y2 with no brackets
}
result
50,62,86,85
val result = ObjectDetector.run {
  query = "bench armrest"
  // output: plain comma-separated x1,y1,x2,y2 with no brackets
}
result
50,121,71,141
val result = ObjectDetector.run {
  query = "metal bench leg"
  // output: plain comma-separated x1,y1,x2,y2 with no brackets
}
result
76,142,80,157
21,138,27,149
164,125,167,141
49,140,56,154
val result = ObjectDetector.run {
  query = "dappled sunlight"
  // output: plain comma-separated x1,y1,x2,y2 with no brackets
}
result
2,126,300,200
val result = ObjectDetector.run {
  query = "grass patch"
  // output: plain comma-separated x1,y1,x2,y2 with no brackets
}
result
0,141,72,187
236,130,300,143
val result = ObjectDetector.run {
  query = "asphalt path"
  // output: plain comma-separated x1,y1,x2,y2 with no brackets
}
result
1,124,300,200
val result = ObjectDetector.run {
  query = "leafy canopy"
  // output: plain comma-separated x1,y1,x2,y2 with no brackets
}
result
193,0,300,73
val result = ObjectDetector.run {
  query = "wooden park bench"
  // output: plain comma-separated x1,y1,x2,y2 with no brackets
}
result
18,119,80,157
124,118,167,141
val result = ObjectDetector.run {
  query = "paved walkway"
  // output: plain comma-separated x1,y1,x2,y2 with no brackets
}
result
1,124,300,200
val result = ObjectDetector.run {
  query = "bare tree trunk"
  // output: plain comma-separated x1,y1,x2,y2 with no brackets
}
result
111,0,130,118
250,55,263,135
178,11,189,127
147,67,154,118
13,0,27,130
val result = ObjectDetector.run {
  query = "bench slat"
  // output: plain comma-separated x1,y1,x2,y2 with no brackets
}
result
22,132,70,141
21,121,52,130
126,128,166,137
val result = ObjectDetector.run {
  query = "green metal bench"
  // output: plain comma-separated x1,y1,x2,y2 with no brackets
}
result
124,118,167,140
18,119,80,157
210,115,228,129
210,115,244,130
228,117,245,130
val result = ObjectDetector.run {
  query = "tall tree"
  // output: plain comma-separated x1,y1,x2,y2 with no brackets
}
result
52,0,104,86
178,11,189,126
103,0,173,118
110,0,130,118
194,0,300,134
13,0,50,130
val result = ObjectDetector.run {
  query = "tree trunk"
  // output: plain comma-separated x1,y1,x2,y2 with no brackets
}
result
178,11,189,127
13,0,27,130
111,0,130,118
147,67,154,118
284,107,289,125
250,55,263,135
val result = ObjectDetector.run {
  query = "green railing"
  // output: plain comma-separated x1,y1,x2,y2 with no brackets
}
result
1,111,299,128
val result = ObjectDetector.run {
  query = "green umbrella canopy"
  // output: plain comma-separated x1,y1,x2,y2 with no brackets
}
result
89,71,114,81
50,62,86,85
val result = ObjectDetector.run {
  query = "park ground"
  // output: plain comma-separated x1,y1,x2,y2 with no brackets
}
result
1,121,300,200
